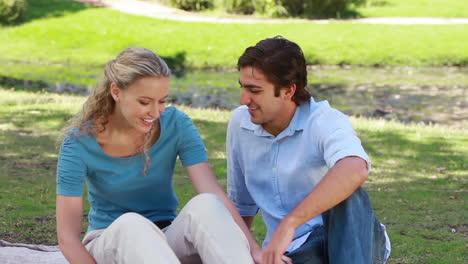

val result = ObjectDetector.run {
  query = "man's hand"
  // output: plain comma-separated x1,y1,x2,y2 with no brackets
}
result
261,219,295,264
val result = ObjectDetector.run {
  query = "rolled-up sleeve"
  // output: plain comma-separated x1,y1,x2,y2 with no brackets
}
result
316,110,371,170
56,136,86,196
226,117,259,216
176,112,208,167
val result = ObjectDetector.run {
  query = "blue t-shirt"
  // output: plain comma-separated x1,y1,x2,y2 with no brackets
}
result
56,107,208,232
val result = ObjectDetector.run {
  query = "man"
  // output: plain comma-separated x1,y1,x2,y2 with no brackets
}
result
227,36,390,264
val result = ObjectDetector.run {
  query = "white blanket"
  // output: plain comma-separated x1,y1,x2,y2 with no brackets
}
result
0,240,67,264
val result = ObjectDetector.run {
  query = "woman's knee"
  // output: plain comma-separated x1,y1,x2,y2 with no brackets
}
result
185,193,223,212
113,212,148,226
110,212,158,234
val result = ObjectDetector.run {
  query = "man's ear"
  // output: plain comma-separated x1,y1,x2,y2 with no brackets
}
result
283,83,296,101
110,83,121,102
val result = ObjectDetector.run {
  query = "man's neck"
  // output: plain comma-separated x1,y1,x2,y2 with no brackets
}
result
263,102,297,137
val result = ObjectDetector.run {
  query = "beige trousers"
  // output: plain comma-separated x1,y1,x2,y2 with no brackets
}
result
82,193,254,264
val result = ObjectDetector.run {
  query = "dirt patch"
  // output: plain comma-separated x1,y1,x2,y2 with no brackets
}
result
13,162,54,170
448,224,468,235
420,234,453,242
0,217,58,245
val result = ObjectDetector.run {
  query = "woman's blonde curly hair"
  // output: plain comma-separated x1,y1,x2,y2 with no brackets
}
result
60,47,171,174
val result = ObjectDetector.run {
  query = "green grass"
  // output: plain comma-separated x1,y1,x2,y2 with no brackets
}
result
0,0,467,86
0,87,466,263
356,0,468,18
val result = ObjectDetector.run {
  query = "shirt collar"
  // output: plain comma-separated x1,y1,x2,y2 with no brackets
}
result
239,111,268,137
239,100,311,138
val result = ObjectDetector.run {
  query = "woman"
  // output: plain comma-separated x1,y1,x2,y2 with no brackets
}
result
56,47,261,263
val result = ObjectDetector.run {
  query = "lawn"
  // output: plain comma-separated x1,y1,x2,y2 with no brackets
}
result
0,87,466,263
0,0,467,86
356,0,468,18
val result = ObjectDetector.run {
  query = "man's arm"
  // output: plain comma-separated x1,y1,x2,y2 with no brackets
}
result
261,156,368,264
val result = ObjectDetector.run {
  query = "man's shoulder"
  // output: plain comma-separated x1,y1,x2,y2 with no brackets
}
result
303,99,353,134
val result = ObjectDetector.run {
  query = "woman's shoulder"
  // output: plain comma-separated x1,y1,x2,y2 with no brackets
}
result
162,106,189,119
161,106,193,127
61,124,94,146
160,106,199,139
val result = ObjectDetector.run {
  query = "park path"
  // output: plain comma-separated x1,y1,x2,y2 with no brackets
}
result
88,0,468,24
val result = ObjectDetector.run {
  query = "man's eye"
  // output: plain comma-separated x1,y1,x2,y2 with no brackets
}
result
159,100,167,104
139,101,149,105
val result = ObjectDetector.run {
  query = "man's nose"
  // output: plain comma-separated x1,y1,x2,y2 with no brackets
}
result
240,89,251,105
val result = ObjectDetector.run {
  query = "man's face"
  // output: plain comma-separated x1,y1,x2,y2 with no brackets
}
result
239,66,295,136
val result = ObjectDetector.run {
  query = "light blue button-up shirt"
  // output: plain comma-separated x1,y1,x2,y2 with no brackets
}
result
227,98,371,250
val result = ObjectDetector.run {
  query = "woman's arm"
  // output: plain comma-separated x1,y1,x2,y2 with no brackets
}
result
56,195,96,264
186,162,263,262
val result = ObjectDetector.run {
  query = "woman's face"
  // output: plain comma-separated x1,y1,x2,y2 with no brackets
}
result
111,76,169,134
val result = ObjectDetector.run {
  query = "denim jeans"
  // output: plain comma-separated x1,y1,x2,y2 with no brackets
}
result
285,187,387,264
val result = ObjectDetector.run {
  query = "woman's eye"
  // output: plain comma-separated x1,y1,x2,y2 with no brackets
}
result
159,100,167,104
139,101,149,105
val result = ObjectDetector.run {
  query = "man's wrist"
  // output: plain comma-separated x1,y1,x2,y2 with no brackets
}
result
281,214,302,229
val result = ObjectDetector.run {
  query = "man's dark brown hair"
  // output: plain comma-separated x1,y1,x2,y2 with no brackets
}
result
237,36,311,105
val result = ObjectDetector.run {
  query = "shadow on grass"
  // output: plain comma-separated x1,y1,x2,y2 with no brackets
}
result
162,52,187,78
12,0,99,25
360,129,466,176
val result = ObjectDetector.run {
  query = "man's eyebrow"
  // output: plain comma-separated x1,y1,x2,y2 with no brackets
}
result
238,80,262,89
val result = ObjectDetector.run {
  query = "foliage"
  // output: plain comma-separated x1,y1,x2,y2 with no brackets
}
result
214,0,255,14
165,0,366,17
278,0,367,18
252,0,288,17
0,0,27,24
169,0,213,11
160,0,468,17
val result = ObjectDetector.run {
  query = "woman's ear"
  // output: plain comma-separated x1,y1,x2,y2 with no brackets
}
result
110,83,121,102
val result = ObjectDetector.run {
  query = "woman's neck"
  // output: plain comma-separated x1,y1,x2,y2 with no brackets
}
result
95,114,160,158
